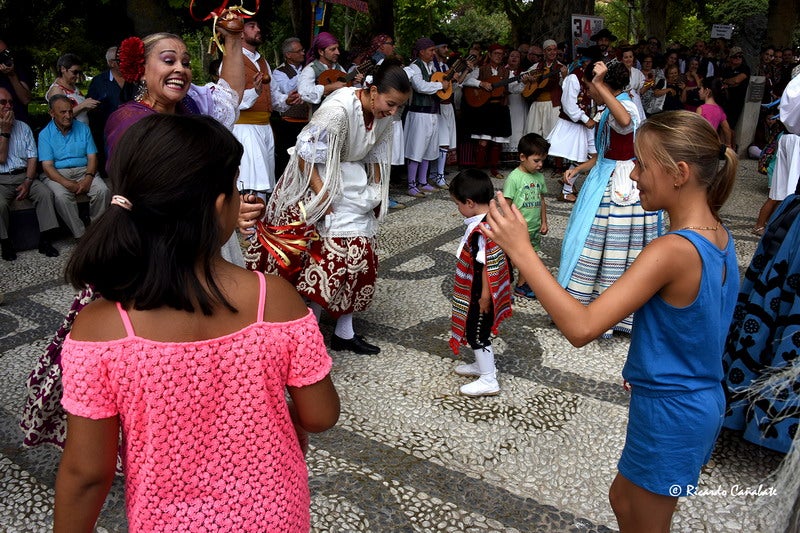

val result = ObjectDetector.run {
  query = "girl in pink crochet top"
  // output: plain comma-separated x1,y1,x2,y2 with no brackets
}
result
696,77,733,148
54,114,340,532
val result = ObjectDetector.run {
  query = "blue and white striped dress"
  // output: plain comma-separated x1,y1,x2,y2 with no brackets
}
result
557,93,662,337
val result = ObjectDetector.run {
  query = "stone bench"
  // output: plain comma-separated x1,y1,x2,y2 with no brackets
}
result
9,194,90,250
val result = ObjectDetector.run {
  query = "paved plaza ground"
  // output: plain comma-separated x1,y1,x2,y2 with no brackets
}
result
0,159,790,532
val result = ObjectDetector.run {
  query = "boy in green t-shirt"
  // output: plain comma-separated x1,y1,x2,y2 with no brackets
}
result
503,133,549,299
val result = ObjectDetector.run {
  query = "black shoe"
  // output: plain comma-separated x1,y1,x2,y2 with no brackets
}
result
331,333,381,354
38,239,60,257
1,239,16,261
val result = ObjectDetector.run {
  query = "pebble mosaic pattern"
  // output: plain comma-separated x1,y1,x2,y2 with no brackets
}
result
0,161,788,532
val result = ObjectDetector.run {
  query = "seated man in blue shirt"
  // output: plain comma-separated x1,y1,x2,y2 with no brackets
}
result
38,94,109,238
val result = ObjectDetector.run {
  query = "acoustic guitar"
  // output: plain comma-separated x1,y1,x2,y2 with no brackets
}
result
430,54,476,100
520,67,562,98
463,72,528,108
317,59,376,87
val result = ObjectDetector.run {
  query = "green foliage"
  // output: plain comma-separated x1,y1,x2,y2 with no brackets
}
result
394,0,456,55
708,0,768,27
327,4,371,54
443,4,511,50
259,0,296,66
597,0,771,47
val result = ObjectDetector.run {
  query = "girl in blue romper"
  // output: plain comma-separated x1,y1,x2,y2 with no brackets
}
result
481,61,739,533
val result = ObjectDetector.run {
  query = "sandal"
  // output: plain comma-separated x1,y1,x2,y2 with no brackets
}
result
752,226,765,236
559,193,577,203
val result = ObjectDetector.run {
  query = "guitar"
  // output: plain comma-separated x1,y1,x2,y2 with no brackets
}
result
520,67,562,98
431,54,476,100
463,71,528,107
317,59,376,87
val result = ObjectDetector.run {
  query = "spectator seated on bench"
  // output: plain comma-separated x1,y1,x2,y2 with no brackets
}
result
0,87,59,260
38,94,108,240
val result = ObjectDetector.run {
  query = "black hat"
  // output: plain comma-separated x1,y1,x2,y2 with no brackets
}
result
576,44,604,61
430,32,450,48
591,28,618,42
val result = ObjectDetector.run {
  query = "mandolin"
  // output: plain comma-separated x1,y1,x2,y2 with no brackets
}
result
431,54,476,100
317,59,376,87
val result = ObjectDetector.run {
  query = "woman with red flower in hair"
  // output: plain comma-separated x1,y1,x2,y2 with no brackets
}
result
106,31,245,164
19,23,251,452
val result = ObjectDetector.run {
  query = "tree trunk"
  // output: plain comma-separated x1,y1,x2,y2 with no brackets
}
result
289,0,315,47
766,0,800,47
368,0,394,37
641,0,667,43
516,0,594,46
126,0,180,36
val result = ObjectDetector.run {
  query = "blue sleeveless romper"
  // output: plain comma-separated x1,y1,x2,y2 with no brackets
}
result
618,229,739,496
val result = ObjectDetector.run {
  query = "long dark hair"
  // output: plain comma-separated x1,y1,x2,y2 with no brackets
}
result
66,114,244,315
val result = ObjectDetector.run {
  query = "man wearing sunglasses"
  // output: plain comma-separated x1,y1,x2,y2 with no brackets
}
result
720,46,751,149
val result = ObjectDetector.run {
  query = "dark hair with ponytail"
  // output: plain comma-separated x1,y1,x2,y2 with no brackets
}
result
369,58,411,95
700,76,725,102
65,114,244,315
636,110,737,218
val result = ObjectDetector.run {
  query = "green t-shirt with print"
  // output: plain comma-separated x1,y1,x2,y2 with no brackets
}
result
503,167,547,250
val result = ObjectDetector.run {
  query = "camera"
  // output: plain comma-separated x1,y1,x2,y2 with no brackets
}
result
0,49,13,67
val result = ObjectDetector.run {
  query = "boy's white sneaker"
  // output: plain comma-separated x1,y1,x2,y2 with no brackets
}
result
454,362,480,377
460,376,500,397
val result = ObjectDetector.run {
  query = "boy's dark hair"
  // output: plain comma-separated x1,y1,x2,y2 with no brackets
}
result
66,114,244,315
448,168,495,204
602,60,630,91
518,133,550,157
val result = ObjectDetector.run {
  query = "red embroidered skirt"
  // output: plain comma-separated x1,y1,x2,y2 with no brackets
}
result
248,231,377,318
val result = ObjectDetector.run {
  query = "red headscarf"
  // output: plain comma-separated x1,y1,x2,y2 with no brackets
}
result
307,31,338,64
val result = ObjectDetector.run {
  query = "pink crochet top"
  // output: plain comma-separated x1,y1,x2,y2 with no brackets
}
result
61,272,332,532
697,103,727,131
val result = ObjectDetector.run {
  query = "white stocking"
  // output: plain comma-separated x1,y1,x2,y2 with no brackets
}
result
335,313,355,339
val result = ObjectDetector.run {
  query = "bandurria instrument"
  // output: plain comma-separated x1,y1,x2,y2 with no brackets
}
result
317,59,376,87
431,54,476,100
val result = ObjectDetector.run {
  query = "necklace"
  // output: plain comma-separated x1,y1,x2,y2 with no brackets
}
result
680,223,719,231
358,89,374,130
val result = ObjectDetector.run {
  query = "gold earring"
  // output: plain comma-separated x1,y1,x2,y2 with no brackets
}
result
673,183,680,189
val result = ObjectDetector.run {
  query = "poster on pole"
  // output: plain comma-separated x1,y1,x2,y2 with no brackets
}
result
571,15,605,52
710,24,734,40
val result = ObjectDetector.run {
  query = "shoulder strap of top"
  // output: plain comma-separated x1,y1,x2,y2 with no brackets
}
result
255,270,267,322
115,301,136,337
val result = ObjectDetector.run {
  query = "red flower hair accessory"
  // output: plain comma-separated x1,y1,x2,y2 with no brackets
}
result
119,37,146,83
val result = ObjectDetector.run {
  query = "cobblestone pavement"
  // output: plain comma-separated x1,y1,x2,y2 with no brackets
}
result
0,159,787,532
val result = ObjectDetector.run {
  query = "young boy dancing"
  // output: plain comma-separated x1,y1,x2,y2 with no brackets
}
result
503,133,549,299
448,169,513,396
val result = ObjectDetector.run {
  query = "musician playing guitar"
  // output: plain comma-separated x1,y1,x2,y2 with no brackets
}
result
297,32,363,112
547,45,603,202
461,44,524,179
524,39,568,141
430,33,470,188
404,37,450,197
